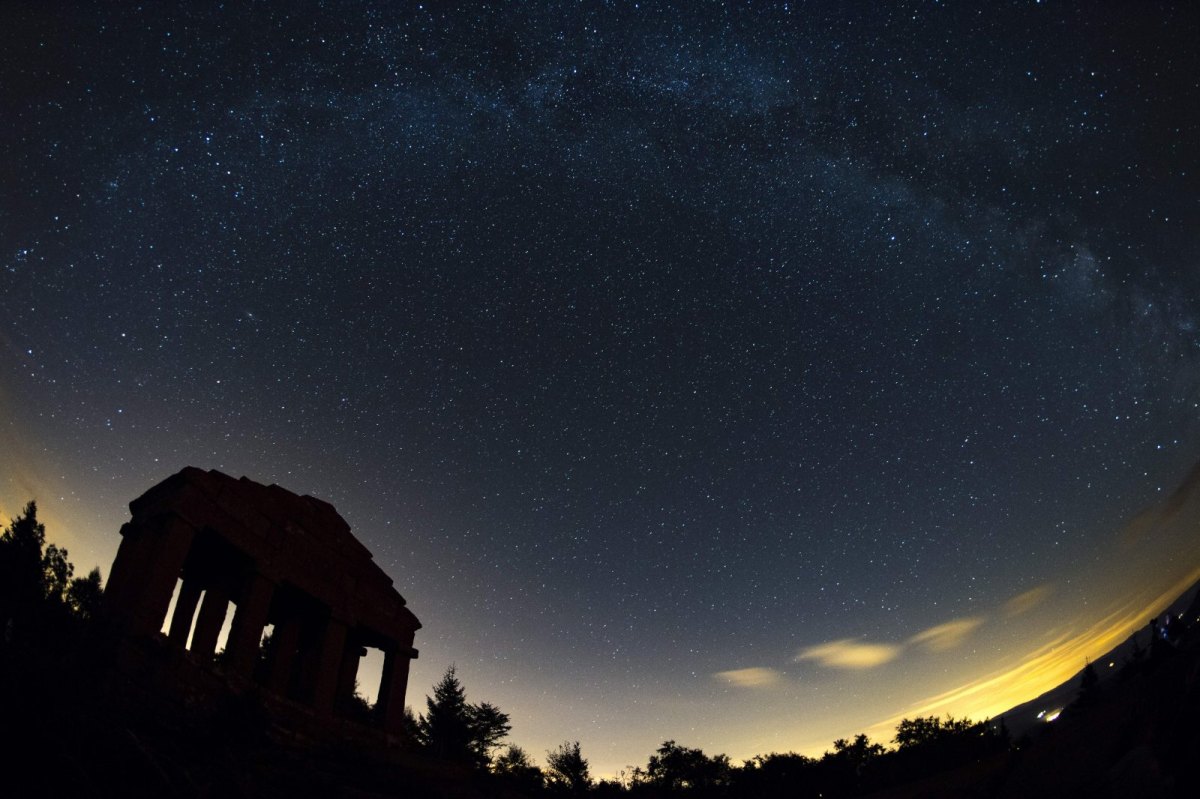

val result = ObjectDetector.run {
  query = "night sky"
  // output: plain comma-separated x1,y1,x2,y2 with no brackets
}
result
3,0,1200,776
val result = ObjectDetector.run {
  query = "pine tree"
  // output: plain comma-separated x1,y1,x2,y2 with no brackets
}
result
1080,660,1098,691
416,665,511,767
1075,659,1100,708
418,665,474,762
1,502,55,631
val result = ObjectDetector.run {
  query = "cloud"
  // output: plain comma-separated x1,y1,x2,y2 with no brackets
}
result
860,566,1200,745
909,617,984,652
794,639,901,670
714,667,783,688
1004,585,1053,617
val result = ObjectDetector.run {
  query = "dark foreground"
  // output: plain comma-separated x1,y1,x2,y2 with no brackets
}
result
4,601,1200,799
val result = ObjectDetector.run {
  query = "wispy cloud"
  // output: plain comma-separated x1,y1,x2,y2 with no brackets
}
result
909,617,984,652
714,667,783,688
795,639,901,670
861,566,1200,744
1004,585,1053,617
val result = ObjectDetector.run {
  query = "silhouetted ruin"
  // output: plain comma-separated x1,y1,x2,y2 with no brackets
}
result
103,467,421,736
4,472,1200,797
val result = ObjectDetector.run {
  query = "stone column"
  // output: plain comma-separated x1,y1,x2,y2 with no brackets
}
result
224,573,274,680
167,577,203,647
190,585,231,659
378,643,417,735
312,618,349,716
266,617,302,696
103,523,150,616
105,516,197,637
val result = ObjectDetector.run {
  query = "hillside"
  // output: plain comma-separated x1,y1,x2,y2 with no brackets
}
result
999,578,1200,739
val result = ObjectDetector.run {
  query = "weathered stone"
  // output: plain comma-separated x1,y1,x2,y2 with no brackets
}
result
104,467,421,735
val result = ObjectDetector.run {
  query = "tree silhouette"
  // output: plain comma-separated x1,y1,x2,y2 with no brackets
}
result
335,680,376,725
67,567,104,620
1080,660,1098,691
43,542,73,602
418,665,474,762
735,752,817,798
887,714,1005,784
416,666,511,768
546,740,591,793
894,716,943,749
469,701,513,765
494,744,544,793
0,501,83,638
894,715,976,749
830,733,884,764
634,740,732,791
1074,659,1100,708
403,704,420,739
1,501,49,621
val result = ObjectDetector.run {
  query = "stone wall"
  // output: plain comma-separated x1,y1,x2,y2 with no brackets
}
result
104,467,421,735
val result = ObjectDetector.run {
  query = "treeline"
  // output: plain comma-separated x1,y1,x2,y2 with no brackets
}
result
407,664,1011,798
0,501,103,645
0,502,1022,798
2,501,1011,797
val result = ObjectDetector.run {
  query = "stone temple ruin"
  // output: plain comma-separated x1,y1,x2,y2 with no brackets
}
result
103,467,420,736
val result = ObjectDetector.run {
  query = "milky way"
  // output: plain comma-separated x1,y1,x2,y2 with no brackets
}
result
3,1,1199,774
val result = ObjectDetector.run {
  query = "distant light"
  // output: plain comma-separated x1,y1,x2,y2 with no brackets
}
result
1044,709,1062,722
1036,710,1045,719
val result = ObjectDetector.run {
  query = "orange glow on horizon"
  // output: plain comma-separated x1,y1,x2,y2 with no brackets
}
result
858,565,1200,746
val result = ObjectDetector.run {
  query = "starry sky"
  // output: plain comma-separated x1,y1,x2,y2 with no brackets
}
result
3,0,1200,777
